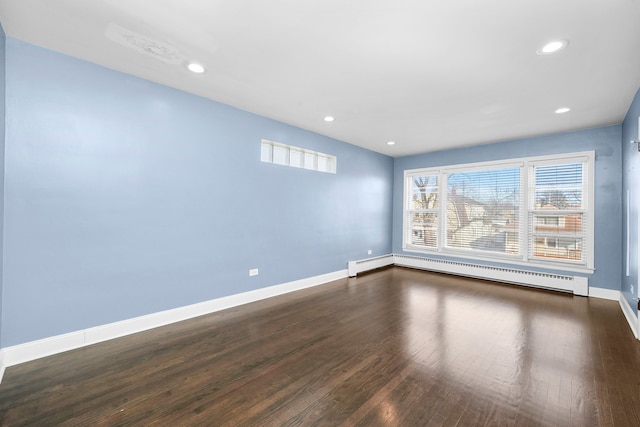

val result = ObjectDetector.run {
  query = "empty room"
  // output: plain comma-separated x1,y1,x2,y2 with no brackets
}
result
0,0,639,425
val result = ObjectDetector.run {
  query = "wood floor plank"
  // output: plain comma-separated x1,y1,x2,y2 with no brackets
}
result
1,267,639,426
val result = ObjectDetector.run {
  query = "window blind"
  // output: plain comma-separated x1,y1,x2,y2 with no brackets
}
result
445,167,521,255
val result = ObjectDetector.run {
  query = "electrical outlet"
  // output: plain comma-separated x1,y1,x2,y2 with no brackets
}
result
368,249,372,255
249,268,259,277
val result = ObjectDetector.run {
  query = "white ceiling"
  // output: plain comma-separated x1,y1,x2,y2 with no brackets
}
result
1,0,639,157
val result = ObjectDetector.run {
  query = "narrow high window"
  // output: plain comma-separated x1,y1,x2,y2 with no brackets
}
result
261,139,336,174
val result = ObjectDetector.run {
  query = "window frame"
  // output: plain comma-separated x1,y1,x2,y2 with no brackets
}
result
402,151,595,273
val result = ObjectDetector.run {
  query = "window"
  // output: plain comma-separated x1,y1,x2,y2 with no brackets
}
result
261,139,336,173
529,160,587,264
403,152,594,271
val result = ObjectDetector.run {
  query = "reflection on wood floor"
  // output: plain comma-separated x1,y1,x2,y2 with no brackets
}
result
1,267,639,426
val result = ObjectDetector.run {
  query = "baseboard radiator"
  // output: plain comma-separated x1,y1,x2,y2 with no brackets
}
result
348,255,395,277
349,254,588,296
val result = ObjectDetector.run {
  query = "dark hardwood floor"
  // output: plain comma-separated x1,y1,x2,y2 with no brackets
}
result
1,267,639,426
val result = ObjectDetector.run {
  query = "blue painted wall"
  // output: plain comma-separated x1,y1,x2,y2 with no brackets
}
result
1,38,393,347
622,87,640,314
392,126,623,291
0,24,6,348
0,35,634,348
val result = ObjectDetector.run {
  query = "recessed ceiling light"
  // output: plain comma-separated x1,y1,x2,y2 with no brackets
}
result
537,40,568,55
387,141,396,146
555,107,571,114
187,62,206,73
324,116,335,122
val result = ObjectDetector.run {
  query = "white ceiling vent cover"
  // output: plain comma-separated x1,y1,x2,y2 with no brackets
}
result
105,23,185,64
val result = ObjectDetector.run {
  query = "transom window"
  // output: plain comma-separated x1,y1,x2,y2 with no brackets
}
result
261,139,336,174
403,152,594,271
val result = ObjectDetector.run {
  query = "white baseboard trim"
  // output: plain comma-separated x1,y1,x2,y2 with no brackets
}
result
0,269,348,382
0,349,5,384
588,287,621,301
619,295,639,340
1,266,636,384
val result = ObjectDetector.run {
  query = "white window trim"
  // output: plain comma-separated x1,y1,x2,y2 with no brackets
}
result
402,151,595,273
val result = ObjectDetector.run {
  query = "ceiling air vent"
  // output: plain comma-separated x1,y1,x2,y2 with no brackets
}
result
105,23,185,64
